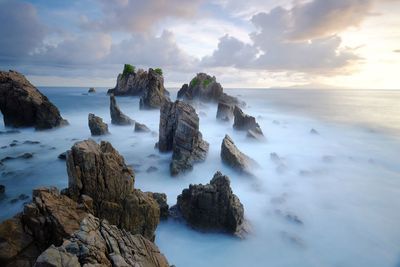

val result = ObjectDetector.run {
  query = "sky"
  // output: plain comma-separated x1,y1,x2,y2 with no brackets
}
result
0,0,399,89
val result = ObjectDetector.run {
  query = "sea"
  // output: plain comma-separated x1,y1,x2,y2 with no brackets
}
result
0,88,399,267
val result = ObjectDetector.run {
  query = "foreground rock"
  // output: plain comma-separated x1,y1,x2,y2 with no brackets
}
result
110,94,134,125
88,113,109,135
139,68,170,109
158,100,209,176
0,187,169,267
174,171,247,237
66,140,159,240
0,70,68,130
233,106,264,139
177,73,244,106
221,135,258,175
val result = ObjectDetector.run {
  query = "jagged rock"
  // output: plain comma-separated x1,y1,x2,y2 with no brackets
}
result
140,68,170,109
233,106,263,137
177,73,245,107
174,171,247,237
0,70,68,130
216,101,234,121
35,214,169,267
110,94,134,125
88,87,96,93
88,113,109,136
158,100,209,176
135,122,151,132
148,192,169,220
66,140,159,240
220,135,258,175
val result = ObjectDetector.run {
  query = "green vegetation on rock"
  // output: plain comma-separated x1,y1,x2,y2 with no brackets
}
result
122,64,135,77
203,78,213,87
190,77,199,87
154,68,163,76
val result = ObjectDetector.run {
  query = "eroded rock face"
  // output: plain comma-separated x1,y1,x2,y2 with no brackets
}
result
139,68,170,110
66,140,159,240
110,94,134,125
233,106,264,138
158,100,209,176
177,73,245,107
0,70,68,130
35,214,169,267
221,135,258,175
175,171,246,237
88,113,109,136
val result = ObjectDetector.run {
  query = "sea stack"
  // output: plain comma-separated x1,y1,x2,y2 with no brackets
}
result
110,94,134,125
0,70,68,130
233,106,264,139
158,100,209,176
139,68,170,109
88,113,109,135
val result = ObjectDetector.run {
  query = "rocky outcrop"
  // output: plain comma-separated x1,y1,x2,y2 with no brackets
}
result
0,70,68,130
88,113,109,136
66,140,159,240
233,106,264,139
35,214,169,267
139,68,170,109
221,135,258,175
158,100,209,176
110,94,134,125
0,187,169,267
216,101,234,121
174,171,247,237
177,73,245,107
135,122,151,132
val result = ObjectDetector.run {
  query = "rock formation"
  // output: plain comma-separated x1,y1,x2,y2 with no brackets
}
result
177,73,245,107
135,122,151,132
110,94,134,125
0,70,68,130
139,68,170,109
66,140,159,240
174,171,247,237
158,100,209,176
233,106,264,139
0,187,169,267
148,192,169,220
88,87,96,93
216,101,234,121
88,113,109,135
221,135,258,175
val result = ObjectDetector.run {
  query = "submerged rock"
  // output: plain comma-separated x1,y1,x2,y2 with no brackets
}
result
1,152,33,163
66,140,159,240
310,128,319,135
139,68,170,109
110,94,134,125
233,106,263,137
177,73,245,106
88,113,109,136
135,122,151,132
0,70,68,130
88,87,96,93
221,135,258,175
158,100,209,176
174,171,247,237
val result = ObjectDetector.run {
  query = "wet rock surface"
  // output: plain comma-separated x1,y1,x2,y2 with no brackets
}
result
158,100,209,176
110,94,134,125
221,135,258,175
88,113,109,136
174,171,247,237
66,140,159,240
0,70,68,130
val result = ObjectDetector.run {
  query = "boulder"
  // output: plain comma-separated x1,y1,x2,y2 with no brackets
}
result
174,171,247,237
158,100,209,176
177,73,245,106
35,214,169,267
88,113,109,136
233,106,264,137
66,140,159,240
135,122,151,132
110,94,134,125
0,70,68,130
220,135,258,175
88,87,96,93
216,101,234,121
140,68,170,109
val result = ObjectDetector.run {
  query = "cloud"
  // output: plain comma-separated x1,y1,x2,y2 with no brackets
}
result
0,0,46,61
83,0,203,33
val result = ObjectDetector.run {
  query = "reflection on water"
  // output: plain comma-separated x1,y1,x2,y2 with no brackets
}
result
0,87,399,267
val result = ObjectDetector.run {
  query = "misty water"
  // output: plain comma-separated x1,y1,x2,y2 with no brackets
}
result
1,88,399,267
